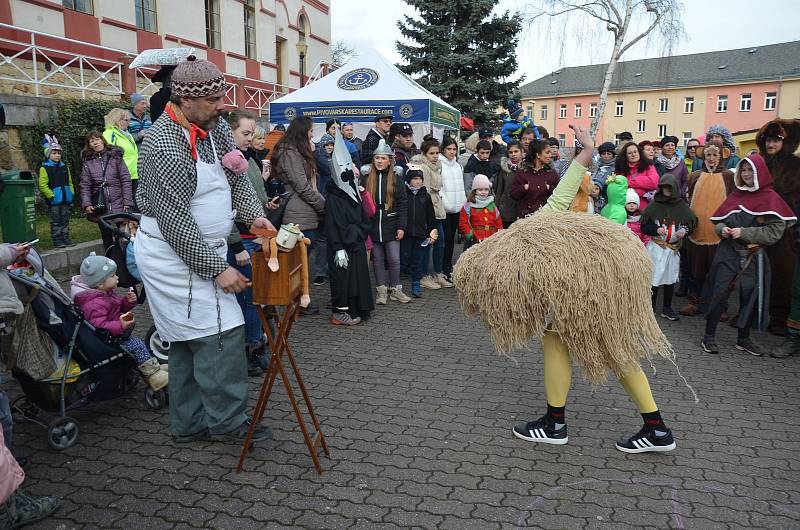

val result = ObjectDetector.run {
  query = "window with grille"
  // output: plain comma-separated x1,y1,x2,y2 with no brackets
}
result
764,92,777,110
683,132,692,146
589,103,597,118
716,95,727,112
638,100,646,113
559,104,567,119
615,101,623,116
205,0,221,50
244,0,257,60
540,105,548,120
659,98,668,112
740,93,752,112
135,0,157,32
574,104,581,118
684,97,694,113
658,124,667,137
558,134,565,147
637,119,646,133
63,0,93,14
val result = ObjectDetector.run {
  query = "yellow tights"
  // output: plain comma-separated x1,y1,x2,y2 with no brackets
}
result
542,330,658,413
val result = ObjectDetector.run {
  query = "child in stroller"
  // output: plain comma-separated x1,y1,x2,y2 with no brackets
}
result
70,253,167,390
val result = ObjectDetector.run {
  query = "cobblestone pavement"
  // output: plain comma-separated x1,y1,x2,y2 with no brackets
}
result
8,275,800,529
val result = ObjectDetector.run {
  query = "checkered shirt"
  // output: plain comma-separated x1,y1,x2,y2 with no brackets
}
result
136,114,263,279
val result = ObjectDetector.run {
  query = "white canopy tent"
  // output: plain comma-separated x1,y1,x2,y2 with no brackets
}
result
269,49,460,145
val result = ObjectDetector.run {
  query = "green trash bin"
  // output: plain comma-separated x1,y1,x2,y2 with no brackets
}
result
0,170,37,243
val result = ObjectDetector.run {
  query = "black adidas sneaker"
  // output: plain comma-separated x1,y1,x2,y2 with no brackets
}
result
615,426,676,453
512,416,568,445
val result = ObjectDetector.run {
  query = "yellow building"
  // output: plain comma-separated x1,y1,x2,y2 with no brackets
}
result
519,41,800,148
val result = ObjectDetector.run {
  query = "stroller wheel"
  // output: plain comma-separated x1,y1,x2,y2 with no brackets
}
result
146,326,170,364
145,388,167,410
47,416,79,450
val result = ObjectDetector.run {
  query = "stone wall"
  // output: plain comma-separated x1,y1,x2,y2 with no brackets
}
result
0,57,124,101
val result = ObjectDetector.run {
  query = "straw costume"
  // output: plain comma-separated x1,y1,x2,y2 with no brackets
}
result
453,149,688,453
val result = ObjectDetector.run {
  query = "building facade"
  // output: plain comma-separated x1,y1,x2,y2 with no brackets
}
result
520,41,800,148
0,0,331,115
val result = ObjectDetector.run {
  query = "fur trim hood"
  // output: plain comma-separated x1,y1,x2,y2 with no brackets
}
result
756,119,800,157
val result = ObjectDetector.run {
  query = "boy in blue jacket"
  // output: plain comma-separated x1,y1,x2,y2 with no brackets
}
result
37,137,74,247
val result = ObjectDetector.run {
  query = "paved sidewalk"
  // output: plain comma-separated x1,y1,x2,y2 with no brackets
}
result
9,279,800,529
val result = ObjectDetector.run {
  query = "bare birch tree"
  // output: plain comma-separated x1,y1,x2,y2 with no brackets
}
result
524,0,684,138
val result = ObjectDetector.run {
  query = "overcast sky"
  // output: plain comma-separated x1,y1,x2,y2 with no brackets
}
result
331,0,800,84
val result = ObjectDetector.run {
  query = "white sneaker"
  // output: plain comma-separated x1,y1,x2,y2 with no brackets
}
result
420,275,441,290
389,285,411,303
436,273,454,288
375,285,388,305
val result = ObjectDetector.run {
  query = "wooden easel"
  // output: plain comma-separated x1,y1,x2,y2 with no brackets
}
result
236,238,330,474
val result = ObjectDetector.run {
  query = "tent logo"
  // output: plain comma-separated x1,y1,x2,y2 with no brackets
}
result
337,68,379,91
284,107,297,121
399,104,413,119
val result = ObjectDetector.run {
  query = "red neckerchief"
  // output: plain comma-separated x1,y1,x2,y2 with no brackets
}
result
165,102,208,161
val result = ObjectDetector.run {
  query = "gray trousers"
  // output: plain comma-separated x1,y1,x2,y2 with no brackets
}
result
168,325,248,436
49,203,71,244
372,240,400,287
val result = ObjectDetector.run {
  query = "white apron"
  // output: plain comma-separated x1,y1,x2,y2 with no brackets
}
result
136,132,244,342
646,223,682,287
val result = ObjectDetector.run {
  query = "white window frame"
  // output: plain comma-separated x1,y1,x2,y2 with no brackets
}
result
574,104,582,118
558,134,566,147
659,98,668,112
540,105,548,120
658,124,667,138
559,104,567,119
589,103,597,118
764,92,777,111
637,119,646,133
684,97,694,114
615,101,623,117
716,95,728,113
683,132,692,146
740,93,752,112
638,99,646,113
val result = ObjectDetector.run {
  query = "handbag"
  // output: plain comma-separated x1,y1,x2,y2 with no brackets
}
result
91,156,110,214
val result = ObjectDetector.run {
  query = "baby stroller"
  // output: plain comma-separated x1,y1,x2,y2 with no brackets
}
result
98,212,170,365
7,247,167,451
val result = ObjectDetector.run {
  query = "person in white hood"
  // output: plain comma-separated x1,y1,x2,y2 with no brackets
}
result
439,136,467,281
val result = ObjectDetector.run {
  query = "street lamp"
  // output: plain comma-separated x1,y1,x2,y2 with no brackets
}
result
296,37,308,86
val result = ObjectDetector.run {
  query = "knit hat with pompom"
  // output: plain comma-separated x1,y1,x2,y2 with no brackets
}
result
171,55,226,98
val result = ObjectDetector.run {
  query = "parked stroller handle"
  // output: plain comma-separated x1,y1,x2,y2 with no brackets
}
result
98,212,141,240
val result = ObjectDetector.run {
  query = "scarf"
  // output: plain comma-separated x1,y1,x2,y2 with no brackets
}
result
656,153,681,171
165,102,208,161
470,195,495,209
406,182,422,195
507,160,521,172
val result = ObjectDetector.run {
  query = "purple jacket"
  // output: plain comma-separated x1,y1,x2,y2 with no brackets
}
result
71,275,135,336
79,147,133,219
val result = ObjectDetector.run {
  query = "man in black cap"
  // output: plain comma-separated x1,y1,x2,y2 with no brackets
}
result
479,126,506,165
362,112,393,161
392,122,418,170
617,131,633,154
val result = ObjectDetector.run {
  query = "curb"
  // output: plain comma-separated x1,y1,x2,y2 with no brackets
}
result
40,239,105,276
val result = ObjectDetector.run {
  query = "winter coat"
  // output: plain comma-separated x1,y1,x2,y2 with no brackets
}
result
128,111,152,144
361,128,386,162
459,201,503,242
600,175,628,225
38,160,74,205
510,164,560,218
654,157,690,199
500,117,531,144
228,154,270,255
463,154,500,190
79,148,133,220
362,168,407,243
393,139,419,171
757,119,800,212
625,163,660,211
0,244,23,316
439,154,467,214
314,149,333,199
72,278,136,337
404,185,437,239
274,145,325,230
410,154,445,220
626,215,649,246
591,160,614,190
495,157,521,223
103,126,139,181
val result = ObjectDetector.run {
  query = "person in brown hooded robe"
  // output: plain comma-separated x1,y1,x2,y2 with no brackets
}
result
756,119,800,338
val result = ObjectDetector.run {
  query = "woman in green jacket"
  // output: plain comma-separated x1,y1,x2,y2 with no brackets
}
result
103,108,139,197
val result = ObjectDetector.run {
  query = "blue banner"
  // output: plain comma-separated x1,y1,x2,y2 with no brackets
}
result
269,99,429,124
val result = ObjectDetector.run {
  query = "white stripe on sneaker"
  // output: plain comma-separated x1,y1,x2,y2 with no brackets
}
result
641,438,654,447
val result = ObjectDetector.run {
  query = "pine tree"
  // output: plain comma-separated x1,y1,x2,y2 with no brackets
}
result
396,0,523,126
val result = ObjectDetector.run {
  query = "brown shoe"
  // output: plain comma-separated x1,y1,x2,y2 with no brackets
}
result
678,304,699,316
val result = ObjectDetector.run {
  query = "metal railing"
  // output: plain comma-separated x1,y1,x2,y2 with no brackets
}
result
240,81,293,116
304,60,328,86
0,22,131,98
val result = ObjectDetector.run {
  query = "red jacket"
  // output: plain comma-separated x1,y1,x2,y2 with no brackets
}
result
459,202,503,242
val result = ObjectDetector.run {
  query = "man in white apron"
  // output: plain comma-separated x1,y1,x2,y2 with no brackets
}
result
135,56,275,442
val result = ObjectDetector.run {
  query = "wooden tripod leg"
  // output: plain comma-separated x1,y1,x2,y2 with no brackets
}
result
274,346,325,474
284,341,330,457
